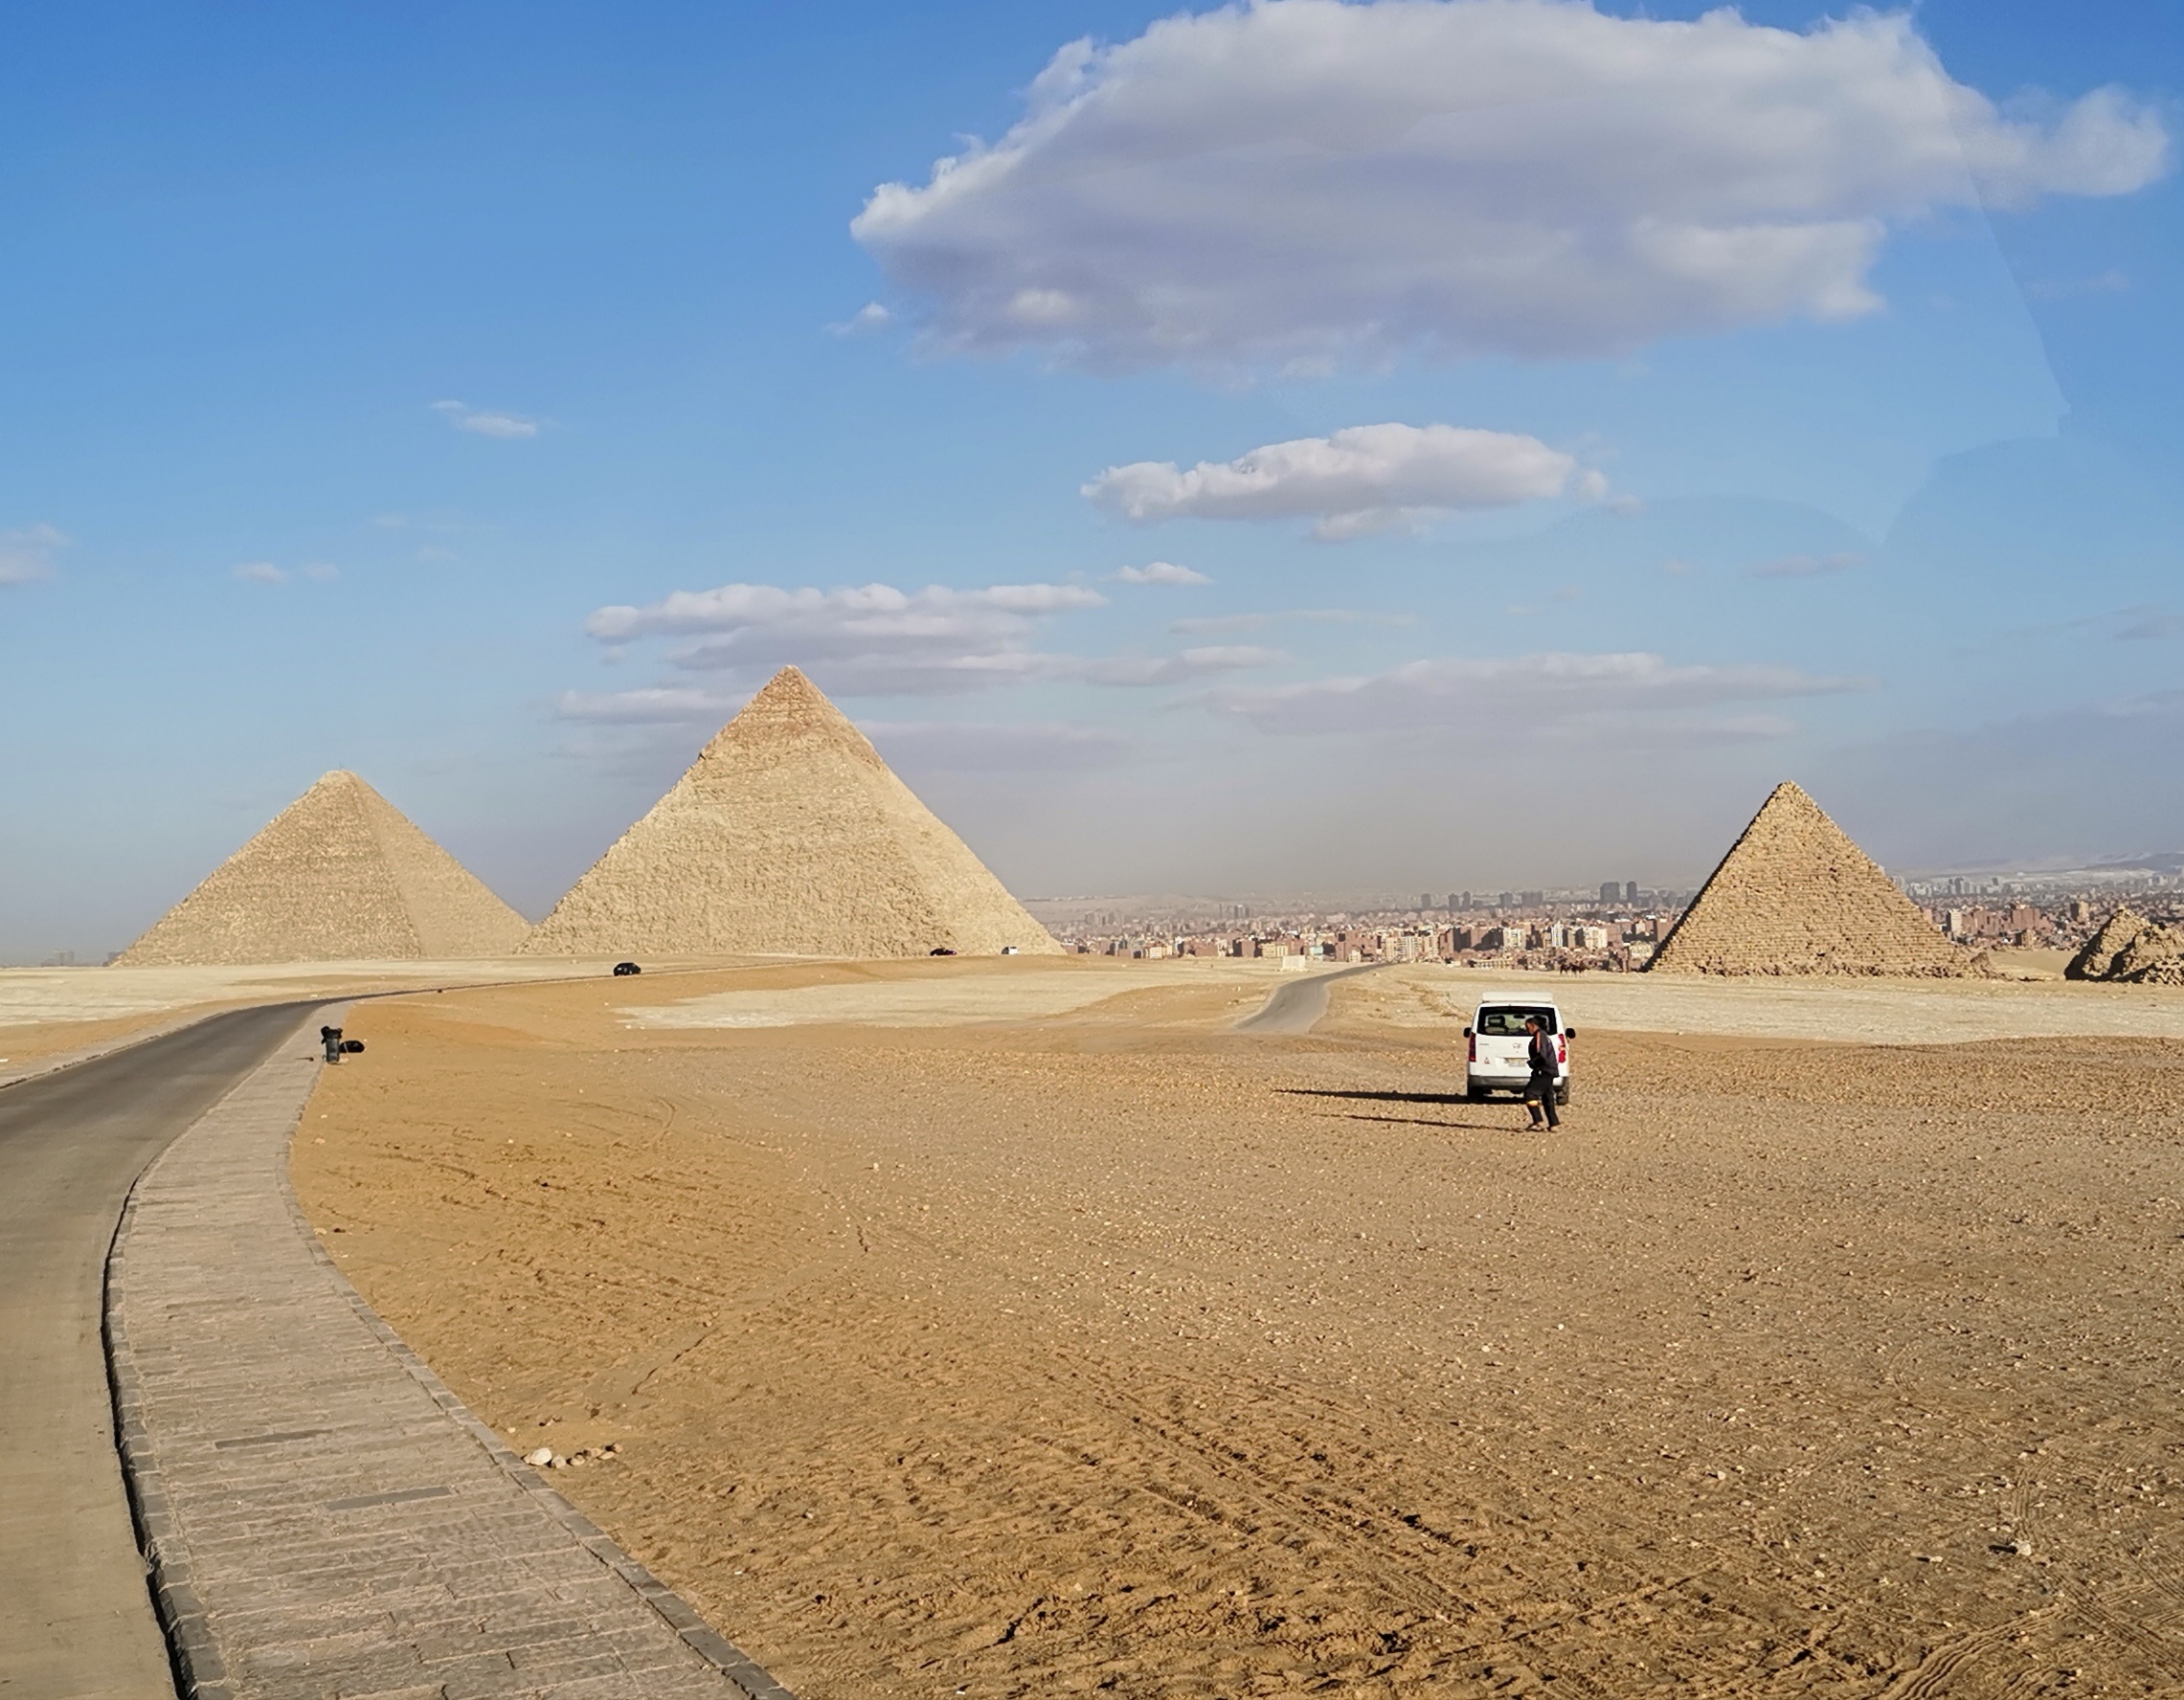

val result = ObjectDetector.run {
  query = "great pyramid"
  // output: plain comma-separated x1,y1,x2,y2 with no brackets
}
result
1648,781,1969,977
116,771,529,965
521,666,1061,958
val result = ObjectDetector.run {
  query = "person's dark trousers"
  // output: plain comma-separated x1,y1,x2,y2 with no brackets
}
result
1523,1071,1560,1129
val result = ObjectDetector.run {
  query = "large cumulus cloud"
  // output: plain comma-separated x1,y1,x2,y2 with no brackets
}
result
852,0,2168,369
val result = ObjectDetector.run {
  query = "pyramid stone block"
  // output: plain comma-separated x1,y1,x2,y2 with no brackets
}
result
116,772,529,965
1648,782,1967,977
521,667,1061,958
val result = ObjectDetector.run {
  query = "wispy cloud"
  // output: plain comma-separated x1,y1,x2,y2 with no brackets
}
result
2024,268,2131,302
864,720,1131,772
233,559,340,586
826,302,894,336
1209,650,1872,739
554,687,735,725
1078,645,1286,686
1170,608,1412,636
0,523,67,586
1112,560,1210,585
585,579,1108,697
1086,423,1582,541
1748,551,1864,579
431,399,541,438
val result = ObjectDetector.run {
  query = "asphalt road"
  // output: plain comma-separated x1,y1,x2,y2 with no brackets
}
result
0,1001,319,1700
1232,962,1385,1035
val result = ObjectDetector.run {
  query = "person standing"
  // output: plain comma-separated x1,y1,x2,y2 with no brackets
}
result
1521,1014,1561,1130
321,1024,343,1064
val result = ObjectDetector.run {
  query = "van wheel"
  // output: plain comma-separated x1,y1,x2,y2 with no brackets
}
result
1555,1085,1570,1107
1466,1085,1486,1104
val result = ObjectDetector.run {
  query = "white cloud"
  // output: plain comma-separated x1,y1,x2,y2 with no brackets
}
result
853,0,2168,369
1209,650,1870,737
1085,423,1579,539
586,580,1108,696
864,720,1131,771
0,524,66,586
1078,644,1287,686
554,687,736,725
303,562,341,582
432,399,541,438
234,561,287,584
1748,551,1864,579
1113,560,1210,585
827,302,895,335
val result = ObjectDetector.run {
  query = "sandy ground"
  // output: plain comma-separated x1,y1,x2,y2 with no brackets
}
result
0,957,720,1084
296,958,2184,1698
1367,962,2184,1045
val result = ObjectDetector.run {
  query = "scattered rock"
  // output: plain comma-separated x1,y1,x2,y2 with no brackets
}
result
523,1446,553,1467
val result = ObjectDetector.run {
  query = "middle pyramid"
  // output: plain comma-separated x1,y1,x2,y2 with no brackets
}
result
523,666,1062,958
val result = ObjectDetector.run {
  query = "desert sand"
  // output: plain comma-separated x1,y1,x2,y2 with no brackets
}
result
0,958,632,1085
296,957,2184,1697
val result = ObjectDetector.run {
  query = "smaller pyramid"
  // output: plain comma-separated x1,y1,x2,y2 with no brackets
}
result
522,667,1060,958
2067,907,2184,984
116,772,529,965
1648,782,1968,977
2066,906,2149,980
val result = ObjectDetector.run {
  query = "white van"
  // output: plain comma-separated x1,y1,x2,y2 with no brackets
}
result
1464,1000,1573,1104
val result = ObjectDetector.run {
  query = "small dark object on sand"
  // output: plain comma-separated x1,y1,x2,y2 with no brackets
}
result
340,1039,365,1055
930,947,957,956
613,961,642,976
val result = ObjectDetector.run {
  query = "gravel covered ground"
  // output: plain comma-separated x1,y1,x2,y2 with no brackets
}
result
296,963,2184,1698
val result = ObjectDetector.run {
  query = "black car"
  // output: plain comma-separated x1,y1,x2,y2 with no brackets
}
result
613,961,642,976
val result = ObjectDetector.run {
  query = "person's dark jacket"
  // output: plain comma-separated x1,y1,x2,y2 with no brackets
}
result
1526,1027,1559,1076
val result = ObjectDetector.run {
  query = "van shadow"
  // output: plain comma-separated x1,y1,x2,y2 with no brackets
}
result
1277,1087,1468,1106
1275,1088,1523,1133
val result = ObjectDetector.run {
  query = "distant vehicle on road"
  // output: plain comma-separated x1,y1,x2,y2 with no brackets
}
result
1464,1001,1573,1104
930,947,957,956
612,961,642,976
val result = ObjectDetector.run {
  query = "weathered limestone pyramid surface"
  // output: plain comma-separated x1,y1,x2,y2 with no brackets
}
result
2067,906,2150,980
522,667,1062,958
116,772,529,965
1649,782,1968,977
2066,906,2184,984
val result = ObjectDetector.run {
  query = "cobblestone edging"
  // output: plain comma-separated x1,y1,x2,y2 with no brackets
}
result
104,1012,795,1700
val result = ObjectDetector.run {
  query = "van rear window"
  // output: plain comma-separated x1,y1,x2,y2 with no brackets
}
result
1476,1007,1556,1036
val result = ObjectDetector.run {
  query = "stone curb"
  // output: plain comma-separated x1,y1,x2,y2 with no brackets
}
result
105,1007,797,1700
104,1082,247,1700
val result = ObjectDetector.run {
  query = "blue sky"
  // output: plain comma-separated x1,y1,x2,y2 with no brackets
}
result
2,0,2178,958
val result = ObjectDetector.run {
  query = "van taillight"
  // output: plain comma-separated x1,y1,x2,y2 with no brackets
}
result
1468,1034,1476,1062
1558,1040,1567,1063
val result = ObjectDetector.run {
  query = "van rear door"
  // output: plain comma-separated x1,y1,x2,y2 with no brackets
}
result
1474,1004,1558,1073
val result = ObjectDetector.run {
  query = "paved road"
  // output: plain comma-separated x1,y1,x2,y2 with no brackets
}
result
1232,962,1385,1035
0,1001,316,1700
